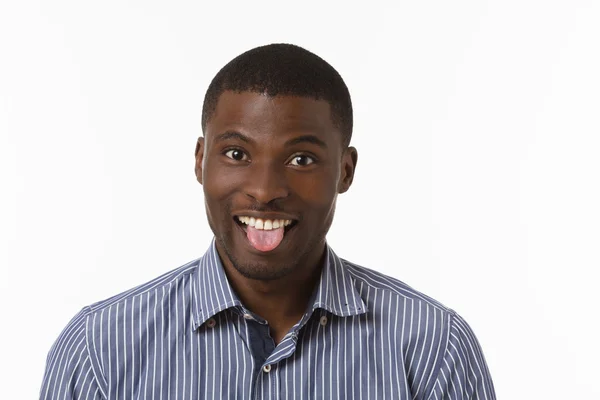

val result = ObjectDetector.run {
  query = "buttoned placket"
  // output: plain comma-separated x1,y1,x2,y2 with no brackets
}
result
247,314,312,400
257,311,333,399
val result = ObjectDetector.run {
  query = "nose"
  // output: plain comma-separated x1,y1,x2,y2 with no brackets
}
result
243,162,290,204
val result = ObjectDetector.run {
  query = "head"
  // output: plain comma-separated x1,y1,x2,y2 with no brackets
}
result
195,43,357,281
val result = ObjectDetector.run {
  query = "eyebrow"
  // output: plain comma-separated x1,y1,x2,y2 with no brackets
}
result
214,131,328,149
214,131,253,144
284,135,327,149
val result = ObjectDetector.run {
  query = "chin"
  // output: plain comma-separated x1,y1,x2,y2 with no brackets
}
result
217,231,308,281
213,218,327,281
226,246,299,281
234,261,297,281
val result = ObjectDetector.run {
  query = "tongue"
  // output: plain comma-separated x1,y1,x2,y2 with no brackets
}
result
246,225,285,252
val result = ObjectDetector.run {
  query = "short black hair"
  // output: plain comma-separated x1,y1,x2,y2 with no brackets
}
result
201,43,353,147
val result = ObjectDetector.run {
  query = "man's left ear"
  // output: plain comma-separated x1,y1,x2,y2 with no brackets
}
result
338,146,358,194
194,136,205,185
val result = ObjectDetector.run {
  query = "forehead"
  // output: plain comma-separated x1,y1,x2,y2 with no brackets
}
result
206,91,339,142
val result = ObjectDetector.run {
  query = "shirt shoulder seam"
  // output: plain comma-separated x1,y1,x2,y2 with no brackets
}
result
424,310,456,400
83,306,108,398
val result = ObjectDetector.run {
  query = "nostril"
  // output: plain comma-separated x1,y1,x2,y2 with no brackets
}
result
244,189,290,203
243,175,290,203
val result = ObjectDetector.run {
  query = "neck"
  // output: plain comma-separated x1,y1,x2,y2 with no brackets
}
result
218,245,326,333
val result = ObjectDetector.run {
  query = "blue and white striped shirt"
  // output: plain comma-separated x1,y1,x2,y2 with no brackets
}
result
40,240,495,399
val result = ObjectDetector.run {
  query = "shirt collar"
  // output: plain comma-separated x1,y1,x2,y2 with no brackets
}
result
191,239,367,330
309,245,368,317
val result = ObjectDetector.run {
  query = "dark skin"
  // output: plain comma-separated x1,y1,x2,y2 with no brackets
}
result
195,91,357,344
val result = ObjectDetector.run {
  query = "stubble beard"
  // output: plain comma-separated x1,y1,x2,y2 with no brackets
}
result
208,199,334,282
216,227,326,282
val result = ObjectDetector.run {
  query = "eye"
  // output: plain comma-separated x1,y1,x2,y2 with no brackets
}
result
288,154,315,167
224,149,249,162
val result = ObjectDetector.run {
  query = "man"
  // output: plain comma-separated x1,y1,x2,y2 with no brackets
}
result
40,44,496,399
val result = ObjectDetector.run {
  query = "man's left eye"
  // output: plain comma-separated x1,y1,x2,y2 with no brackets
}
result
289,155,315,166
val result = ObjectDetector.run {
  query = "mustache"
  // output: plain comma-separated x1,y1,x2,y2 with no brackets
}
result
223,200,287,217
242,202,286,213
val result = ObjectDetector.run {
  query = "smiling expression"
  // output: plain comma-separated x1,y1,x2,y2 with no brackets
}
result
195,91,357,281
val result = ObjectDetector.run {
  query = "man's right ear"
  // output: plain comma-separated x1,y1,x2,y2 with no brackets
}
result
194,136,205,185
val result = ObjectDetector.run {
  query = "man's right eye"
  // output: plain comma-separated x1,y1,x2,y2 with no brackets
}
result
224,149,249,161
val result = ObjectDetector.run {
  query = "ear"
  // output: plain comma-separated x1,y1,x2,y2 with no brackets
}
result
194,136,205,185
338,146,358,194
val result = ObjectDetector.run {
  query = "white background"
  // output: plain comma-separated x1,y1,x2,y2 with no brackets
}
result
1,0,599,398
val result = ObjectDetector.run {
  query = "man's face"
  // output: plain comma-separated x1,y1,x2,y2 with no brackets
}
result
195,91,357,281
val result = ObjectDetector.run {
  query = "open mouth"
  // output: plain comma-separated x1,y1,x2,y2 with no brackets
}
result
234,215,298,234
233,215,298,252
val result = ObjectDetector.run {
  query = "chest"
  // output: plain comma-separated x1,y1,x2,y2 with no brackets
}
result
100,312,428,400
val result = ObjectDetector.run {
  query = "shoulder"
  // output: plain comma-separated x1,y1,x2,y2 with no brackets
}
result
77,257,201,349
40,307,103,398
41,257,202,397
341,258,452,315
49,257,200,338
86,257,200,315
340,259,495,398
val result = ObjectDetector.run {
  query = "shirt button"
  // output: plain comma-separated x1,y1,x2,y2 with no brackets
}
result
243,313,253,320
320,316,328,326
206,318,216,328
262,364,271,373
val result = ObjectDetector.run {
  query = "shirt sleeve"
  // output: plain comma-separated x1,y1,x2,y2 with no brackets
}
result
39,308,105,400
426,312,496,400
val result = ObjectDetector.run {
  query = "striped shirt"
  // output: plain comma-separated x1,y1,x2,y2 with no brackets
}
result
40,239,496,399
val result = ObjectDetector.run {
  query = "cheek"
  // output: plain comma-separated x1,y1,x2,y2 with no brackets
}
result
202,161,245,228
202,161,242,200
290,169,339,208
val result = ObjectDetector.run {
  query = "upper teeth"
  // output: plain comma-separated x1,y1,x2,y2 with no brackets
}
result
237,216,293,230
